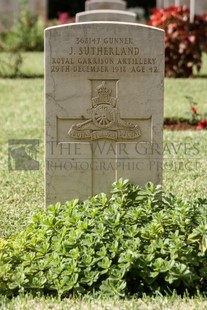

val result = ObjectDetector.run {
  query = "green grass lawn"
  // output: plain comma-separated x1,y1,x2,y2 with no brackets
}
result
0,77,206,238
165,78,207,118
0,52,207,307
1,293,207,310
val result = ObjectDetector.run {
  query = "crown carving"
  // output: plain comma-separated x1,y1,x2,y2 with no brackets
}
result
92,81,116,107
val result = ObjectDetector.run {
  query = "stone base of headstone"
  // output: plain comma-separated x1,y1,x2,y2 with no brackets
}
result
85,0,127,11
76,10,136,22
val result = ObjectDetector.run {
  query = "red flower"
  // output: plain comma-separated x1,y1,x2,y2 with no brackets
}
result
191,106,198,114
196,120,207,130
58,12,69,24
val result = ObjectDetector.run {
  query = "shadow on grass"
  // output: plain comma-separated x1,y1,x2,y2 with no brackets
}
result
0,73,44,78
192,74,207,79
1,74,206,79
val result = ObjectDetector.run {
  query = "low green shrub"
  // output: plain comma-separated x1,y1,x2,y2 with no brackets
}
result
0,52,23,77
0,179,207,298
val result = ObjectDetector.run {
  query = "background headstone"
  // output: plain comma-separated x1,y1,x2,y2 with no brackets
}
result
85,0,127,11
157,0,188,8
0,0,47,32
76,10,136,22
156,0,163,8
156,0,207,15
194,1,207,15
45,22,164,205
28,0,47,19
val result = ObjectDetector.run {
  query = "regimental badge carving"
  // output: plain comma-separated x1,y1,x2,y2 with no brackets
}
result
68,81,141,140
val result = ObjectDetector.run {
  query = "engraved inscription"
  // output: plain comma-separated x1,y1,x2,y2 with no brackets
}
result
50,37,159,74
68,81,141,141
78,47,139,56
75,37,133,45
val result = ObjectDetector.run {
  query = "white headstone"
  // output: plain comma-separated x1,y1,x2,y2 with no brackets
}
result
0,0,47,32
190,0,195,22
45,22,164,205
85,0,126,11
156,0,207,15
0,0,19,14
28,0,47,20
0,0,19,31
156,0,163,8
194,0,207,15
76,10,136,23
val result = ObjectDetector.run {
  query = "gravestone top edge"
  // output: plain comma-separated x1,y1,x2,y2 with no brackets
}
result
86,0,126,2
87,0,127,1
45,22,165,34
76,9,136,16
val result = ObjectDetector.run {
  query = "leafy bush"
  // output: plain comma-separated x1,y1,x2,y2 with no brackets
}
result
0,0,44,52
0,52,23,77
148,6,207,77
0,179,207,298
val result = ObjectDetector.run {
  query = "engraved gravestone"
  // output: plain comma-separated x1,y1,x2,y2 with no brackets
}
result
85,0,126,11
45,22,164,205
76,10,136,23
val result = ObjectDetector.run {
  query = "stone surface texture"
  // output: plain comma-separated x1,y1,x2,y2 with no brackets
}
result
45,22,164,205
76,10,136,22
85,0,126,11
